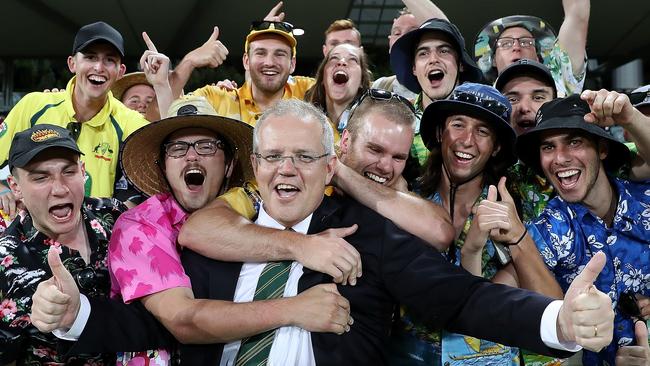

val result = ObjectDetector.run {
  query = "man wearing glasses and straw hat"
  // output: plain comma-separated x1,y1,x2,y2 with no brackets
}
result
29,96,355,364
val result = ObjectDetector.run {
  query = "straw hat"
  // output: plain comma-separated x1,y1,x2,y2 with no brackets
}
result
111,72,152,101
120,95,254,197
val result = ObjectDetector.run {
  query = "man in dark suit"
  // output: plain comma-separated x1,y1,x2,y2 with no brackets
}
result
32,99,614,365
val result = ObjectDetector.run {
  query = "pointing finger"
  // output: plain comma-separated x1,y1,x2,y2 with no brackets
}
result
142,31,158,52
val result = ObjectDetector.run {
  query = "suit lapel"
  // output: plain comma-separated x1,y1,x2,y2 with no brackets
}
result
299,196,341,292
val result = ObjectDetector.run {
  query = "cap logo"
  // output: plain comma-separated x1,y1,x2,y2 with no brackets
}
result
177,104,199,116
31,129,61,142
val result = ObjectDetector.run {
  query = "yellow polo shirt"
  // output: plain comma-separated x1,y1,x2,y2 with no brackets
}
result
191,76,315,126
0,77,148,197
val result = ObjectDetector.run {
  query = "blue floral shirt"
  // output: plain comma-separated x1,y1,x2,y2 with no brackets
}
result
529,177,650,365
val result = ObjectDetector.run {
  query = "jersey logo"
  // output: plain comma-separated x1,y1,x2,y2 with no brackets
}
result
93,142,114,162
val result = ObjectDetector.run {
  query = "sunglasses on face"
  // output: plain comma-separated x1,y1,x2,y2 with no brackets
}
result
250,20,295,34
349,88,416,119
449,91,510,121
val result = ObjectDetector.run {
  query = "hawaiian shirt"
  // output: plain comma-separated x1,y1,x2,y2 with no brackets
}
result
543,41,586,98
507,163,554,224
388,186,519,366
529,177,650,365
0,197,125,365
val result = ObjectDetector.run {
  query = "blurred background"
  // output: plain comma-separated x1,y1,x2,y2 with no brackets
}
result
1,0,648,113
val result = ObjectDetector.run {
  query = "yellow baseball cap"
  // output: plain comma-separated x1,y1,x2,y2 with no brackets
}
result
244,21,297,56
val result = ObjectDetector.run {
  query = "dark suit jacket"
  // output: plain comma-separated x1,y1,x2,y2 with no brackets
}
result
71,194,573,364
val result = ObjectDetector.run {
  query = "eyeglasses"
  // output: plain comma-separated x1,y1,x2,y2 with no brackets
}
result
164,139,225,158
449,91,510,120
349,88,416,119
66,122,81,141
618,292,642,321
495,37,535,50
254,153,330,168
250,20,295,34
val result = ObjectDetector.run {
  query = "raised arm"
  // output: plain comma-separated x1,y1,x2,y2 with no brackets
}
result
557,0,590,77
581,89,650,180
178,196,362,285
140,32,173,118
331,160,454,250
477,178,563,298
402,0,448,23
168,27,229,99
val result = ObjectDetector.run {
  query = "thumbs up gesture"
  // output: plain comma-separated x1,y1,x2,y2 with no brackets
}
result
557,251,615,352
184,26,229,69
30,246,81,333
615,320,650,365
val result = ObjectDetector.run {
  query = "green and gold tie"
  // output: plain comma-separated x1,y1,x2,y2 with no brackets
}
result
234,260,292,366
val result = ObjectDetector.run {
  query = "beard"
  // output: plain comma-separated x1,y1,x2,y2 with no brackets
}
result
249,69,288,95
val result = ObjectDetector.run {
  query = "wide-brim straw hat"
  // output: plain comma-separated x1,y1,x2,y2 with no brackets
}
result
120,95,254,197
111,72,152,101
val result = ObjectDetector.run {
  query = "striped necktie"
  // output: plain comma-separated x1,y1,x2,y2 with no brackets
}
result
234,230,294,365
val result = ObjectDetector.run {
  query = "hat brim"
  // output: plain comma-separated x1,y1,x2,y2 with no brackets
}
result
420,100,517,166
75,36,125,57
10,144,83,170
121,114,254,198
245,29,297,55
111,72,151,101
390,27,483,94
495,62,556,95
516,116,631,176
474,15,557,79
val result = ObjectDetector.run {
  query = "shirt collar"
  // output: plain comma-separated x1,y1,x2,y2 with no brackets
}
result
564,176,640,224
239,79,293,107
64,76,115,127
256,203,312,234
158,192,190,227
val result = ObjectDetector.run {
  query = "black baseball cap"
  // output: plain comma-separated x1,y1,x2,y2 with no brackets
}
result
390,18,483,94
516,95,630,175
72,21,124,57
495,59,557,97
9,124,83,170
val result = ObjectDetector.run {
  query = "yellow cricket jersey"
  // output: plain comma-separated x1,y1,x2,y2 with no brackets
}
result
0,77,148,198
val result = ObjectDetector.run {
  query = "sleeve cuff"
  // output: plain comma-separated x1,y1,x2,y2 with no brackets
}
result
540,299,582,352
52,294,90,341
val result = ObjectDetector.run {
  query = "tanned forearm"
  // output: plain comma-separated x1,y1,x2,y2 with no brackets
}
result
558,0,590,76
509,235,563,299
141,287,294,344
334,163,454,250
178,198,301,261
402,0,448,23
168,57,197,100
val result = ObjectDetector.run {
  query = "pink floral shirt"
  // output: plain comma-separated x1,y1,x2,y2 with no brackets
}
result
109,192,191,302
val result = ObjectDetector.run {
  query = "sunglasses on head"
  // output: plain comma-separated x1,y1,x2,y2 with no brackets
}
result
449,91,509,120
250,20,295,34
349,88,416,119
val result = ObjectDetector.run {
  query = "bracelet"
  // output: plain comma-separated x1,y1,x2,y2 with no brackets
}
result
508,227,528,246
0,189,10,196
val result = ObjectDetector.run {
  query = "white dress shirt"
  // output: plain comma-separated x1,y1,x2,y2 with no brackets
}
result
219,205,316,366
